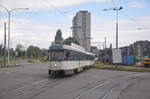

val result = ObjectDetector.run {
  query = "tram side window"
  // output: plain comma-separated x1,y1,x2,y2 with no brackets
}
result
50,50,64,61
75,52,86,60
65,50,71,61
86,55,93,60
71,51,76,60
70,51,83,61
74,52,82,60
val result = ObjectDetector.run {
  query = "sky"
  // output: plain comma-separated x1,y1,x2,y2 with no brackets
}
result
0,0,150,49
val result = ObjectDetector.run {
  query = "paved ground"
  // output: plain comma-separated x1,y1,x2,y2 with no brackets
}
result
0,63,150,99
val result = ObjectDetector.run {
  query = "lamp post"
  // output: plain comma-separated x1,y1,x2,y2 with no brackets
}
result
102,7,123,49
4,22,6,66
0,5,28,65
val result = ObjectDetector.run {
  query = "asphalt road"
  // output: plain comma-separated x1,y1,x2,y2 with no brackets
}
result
0,63,150,99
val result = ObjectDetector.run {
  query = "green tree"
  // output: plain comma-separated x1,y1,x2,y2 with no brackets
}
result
129,50,134,55
41,49,48,57
54,29,63,45
27,46,42,58
0,44,3,56
15,44,24,57
63,37,79,45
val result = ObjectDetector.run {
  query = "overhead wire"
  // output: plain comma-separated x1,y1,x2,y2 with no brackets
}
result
43,0,73,37
0,0,72,48
111,0,148,30
111,0,117,7
120,11,147,30
43,0,71,21
0,7,8,45
0,0,7,29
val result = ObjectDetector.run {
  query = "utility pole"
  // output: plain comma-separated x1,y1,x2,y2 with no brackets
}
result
102,7,123,49
0,5,29,65
116,9,119,49
104,36,107,64
103,7,123,67
3,22,6,66
105,36,106,49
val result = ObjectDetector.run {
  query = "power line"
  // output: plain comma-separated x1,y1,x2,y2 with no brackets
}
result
0,10,7,39
120,11,147,30
111,0,128,8
43,0,71,21
111,0,117,7
110,0,148,30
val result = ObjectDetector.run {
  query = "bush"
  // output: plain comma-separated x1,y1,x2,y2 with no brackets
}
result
0,60,3,65
27,59,35,63
10,60,16,65
40,58,48,62
95,64,150,72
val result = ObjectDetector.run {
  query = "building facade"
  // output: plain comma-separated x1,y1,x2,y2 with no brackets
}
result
120,40,150,59
72,11,91,51
131,40,150,58
90,46,99,57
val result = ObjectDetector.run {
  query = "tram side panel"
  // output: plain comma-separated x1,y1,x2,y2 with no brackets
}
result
48,60,95,75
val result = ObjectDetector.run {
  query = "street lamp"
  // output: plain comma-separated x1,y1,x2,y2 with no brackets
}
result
0,5,29,65
102,7,123,49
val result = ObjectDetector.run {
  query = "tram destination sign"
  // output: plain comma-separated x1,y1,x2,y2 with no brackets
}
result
49,45,63,50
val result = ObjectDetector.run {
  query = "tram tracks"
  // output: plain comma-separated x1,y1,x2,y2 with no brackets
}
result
74,80,111,99
73,73,148,99
99,79,137,99
0,71,149,99
0,76,71,99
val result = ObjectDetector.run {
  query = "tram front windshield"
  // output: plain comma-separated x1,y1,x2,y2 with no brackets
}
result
50,50,64,61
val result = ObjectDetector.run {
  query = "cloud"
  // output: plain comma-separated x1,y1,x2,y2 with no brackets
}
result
1,0,110,11
92,16,150,48
0,16,150,49
0,0,149,49
0,17,71,49
128,1,144,8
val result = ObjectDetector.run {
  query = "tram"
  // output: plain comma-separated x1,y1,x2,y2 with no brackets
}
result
48,43,95,77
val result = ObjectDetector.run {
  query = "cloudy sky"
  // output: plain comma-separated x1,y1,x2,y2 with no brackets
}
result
0,0,150,49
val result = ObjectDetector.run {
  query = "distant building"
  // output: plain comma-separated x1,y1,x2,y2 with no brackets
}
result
131,40,150,58
120,40,150,59
90,46,99,57
98,44,112,62
120,46,129,56
72,11,91,51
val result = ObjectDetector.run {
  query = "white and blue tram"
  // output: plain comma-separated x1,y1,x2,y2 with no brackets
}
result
48,43,95,77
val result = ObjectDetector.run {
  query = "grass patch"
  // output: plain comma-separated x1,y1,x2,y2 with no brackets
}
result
10,59,16,65
40,59,48,62
0,59,16,66
94,63,150,72
0,59,3,66
27,59,35,63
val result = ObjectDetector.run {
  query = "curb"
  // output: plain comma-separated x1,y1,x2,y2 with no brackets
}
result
94,66,150,73
0,64,21,68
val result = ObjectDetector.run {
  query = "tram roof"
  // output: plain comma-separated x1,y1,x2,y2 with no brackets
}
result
63,43,95,56
49,43,95,56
